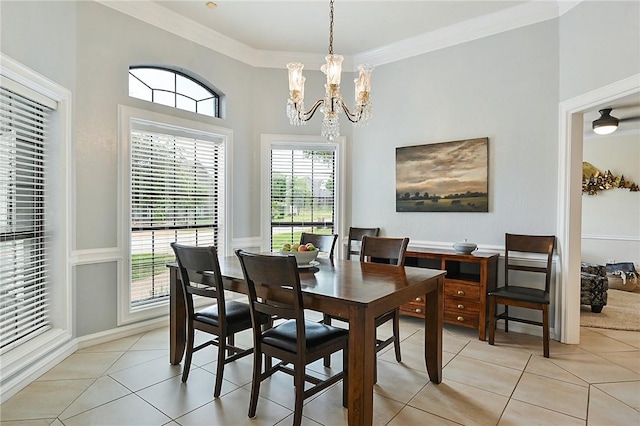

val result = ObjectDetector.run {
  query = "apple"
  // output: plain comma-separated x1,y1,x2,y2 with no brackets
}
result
305,243,316,251
291,243,300,252
298,245,308,251
282,243,291,251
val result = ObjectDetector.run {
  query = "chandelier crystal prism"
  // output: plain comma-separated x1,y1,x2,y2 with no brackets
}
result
286,0,373,142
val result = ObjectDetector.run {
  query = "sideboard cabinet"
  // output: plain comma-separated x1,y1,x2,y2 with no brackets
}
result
404,248,499,340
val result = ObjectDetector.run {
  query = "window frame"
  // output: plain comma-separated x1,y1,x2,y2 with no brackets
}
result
0,53,73,392
260,134,345,254
118,106,232,325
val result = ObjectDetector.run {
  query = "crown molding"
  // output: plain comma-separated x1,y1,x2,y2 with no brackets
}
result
97,0,581,71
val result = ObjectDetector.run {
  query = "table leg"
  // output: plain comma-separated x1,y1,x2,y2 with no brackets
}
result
169,267,186,365
424,276,443,384
347,305,376,425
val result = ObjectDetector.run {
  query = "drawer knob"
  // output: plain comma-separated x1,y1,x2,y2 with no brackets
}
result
457,316,464,322
457,304,465,309
415,308,422,314
415,297,423,302
457,290,465,295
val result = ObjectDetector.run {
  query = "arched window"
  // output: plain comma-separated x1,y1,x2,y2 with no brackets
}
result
129,66,220,118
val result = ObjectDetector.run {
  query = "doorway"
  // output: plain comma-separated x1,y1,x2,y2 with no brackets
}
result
557,73,640,344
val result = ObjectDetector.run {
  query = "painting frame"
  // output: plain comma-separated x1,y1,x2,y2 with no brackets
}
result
395,137,489,213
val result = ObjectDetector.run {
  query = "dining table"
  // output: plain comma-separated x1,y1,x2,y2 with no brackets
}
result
168,255,445,426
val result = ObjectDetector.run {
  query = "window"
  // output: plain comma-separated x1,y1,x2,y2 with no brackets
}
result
261,135,344,253
0,85,53,351
128,66,220,118
119,106,230,323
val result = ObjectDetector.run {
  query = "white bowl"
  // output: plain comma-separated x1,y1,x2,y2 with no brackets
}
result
280,249,319,265
452,241,477,254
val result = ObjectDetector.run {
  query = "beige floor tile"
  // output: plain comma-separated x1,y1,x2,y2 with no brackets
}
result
108,356,183,392
128,327,170,351
388,405,461,426
576,330,638,353
498,399,585,425
0,379,93,421
0,420,58,426
378,330,456,373
303,383,405,426
593,381,640,410
512,372,588,419
374,358,430,403
201,354,254,387
458,340,531,370
596,350,640,374
104,349,168,374
550,352,640,384
175,387,292,426
408,379,509,425
587,386,640,426
524,355,589,387
77,334,142,353
61,394,171,426
443,355,523,397
136,367,240,419
587,328,640,349
238,370,322,411
37,352,123,381
59,376,132,420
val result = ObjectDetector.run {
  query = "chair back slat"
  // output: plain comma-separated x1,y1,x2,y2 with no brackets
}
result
504,233,556,292
235,250,306,338
171,243,225,317
300,233,338,259
360,236,410,266
346,227,379,259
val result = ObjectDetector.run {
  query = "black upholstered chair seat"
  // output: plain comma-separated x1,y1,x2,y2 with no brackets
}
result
195,300,252,328
262,319,349,353
488,286,549,304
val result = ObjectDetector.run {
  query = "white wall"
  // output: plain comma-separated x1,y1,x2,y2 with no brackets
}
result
582,130,640,267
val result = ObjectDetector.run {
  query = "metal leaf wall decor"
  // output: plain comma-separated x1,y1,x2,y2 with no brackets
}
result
582,161,639,195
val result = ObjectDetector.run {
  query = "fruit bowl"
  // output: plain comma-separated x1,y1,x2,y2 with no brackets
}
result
452,240,478,254
280,249,319,265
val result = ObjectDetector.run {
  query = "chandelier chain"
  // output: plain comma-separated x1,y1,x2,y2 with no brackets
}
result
328,0,334,55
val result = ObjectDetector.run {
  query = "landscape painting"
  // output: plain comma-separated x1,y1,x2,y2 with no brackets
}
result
396,138,489,212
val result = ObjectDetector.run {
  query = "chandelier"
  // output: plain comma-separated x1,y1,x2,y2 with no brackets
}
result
286,0,373,142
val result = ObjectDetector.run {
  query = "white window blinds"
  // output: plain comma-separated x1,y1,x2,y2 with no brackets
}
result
0,85,53,351
130,128,224,307
270,147,335,251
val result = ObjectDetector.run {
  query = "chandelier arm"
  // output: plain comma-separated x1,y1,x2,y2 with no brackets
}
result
297,99,325,122
340,100,363,123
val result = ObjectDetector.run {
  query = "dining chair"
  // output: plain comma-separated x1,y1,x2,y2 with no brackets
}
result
235,249,348,426
171,243,268,397
345,226,380,260
324,235,410,378
487,233,556,357
299,232,338,259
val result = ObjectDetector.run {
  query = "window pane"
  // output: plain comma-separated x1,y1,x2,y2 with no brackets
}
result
196,98,216,117
176,94,196,113
153,90,175,108
176,75,211,101
270,148,335,251
131,68,175,92
128,75,152,101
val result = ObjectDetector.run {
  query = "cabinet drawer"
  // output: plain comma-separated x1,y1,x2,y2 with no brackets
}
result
444,281,480,300
444,310,479,327
400,303,427,316
444,299,480,314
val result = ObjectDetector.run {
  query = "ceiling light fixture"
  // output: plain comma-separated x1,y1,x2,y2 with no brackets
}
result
592,108,619,135
286,0,373,142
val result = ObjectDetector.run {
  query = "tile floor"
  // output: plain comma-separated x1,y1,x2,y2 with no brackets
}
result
1,314,639,425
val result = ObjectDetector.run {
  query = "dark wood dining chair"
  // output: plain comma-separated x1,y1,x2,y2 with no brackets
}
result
235,250,348,426
171,243,267,397
487,233,556,357
345,226,379,260
324,235,409,378
300,232,338,259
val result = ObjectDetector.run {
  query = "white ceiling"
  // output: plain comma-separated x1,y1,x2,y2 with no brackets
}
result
154,0,527,55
